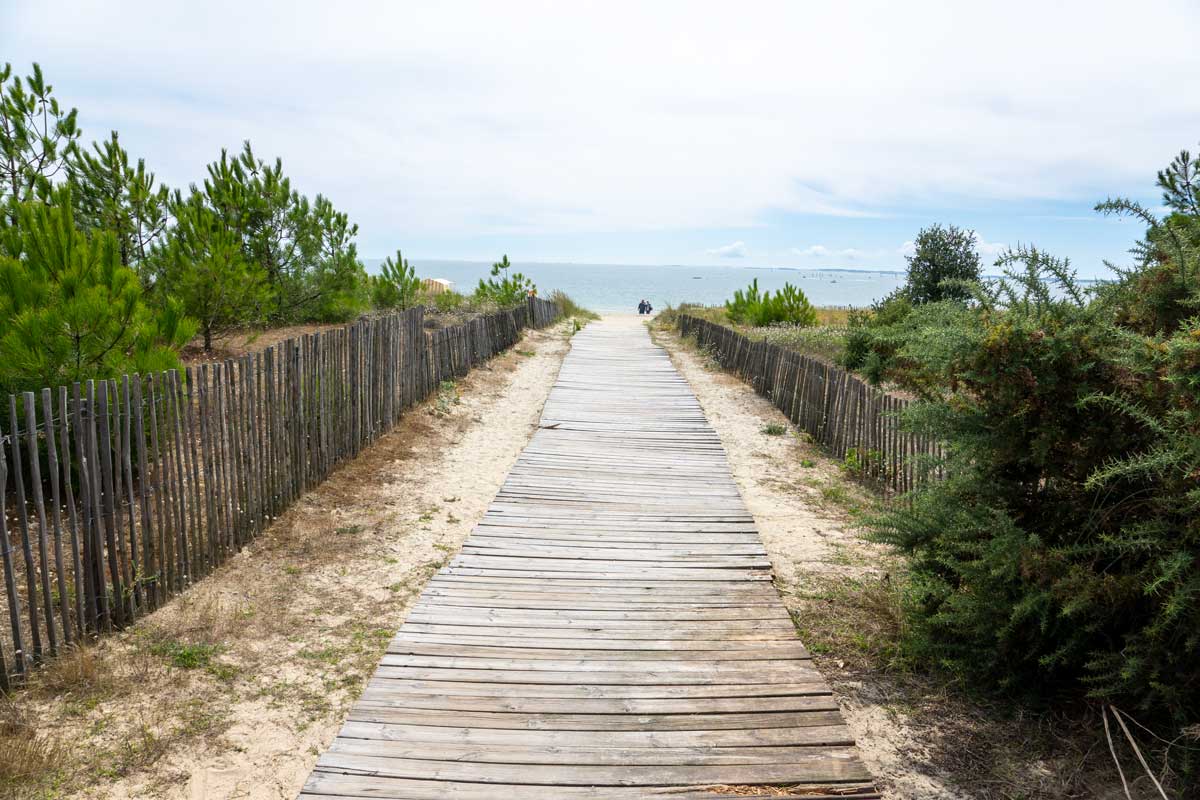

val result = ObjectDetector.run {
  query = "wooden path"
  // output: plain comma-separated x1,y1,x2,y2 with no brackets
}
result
300,317,877,799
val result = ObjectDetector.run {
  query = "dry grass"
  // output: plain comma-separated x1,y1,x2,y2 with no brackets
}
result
0,700,60,792
814,307,852,326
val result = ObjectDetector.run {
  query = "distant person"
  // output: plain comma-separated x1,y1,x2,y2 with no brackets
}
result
645,301,653,315
637,299,648,314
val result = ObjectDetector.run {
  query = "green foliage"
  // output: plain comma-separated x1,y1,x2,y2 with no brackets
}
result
904,224,982,305
432,290,466,313
474,255,534,306
151,142,369,346
371,250,422,310
0,62,81,210
67,131,170,274
866,228,1200,755
841,224,986,383
158,191,270,350
724,279,818,327
841,289,913,377
0,188,193,394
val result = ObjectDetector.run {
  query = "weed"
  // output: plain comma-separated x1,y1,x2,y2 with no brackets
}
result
761,423,787,436
149,639,221,670
334,524,364,536
800,458,815,468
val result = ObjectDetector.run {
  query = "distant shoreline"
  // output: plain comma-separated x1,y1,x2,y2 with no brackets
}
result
362,257,1103,284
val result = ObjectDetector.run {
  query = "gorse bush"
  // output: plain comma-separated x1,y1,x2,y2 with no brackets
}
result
865,146,1200,777
840,225,983,383
725,279,818,327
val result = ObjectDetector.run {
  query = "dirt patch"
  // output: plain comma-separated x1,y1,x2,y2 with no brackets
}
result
653,324,1148,800
181,323,343,364
5,320,575,800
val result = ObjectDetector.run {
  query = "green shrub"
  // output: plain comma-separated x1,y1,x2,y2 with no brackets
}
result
725,279,818,327
432,290,465,313
474,254,534,306
0,189,193,394
904,223,982,305
867,241,1200,765
841,289,912,373
371,249,422,310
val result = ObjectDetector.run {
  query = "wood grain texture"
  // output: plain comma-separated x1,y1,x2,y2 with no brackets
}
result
302,318,876,798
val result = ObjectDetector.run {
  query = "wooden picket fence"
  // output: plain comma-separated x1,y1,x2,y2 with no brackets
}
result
678,314,942,496
0,296,561,689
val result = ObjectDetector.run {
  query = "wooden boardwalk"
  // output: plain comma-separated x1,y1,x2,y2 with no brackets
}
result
300,317,877,799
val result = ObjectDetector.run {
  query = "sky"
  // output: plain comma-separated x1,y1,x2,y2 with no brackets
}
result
4,0,1200,276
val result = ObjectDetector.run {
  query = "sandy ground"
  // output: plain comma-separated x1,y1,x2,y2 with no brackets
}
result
6,321,574,800
652,323,962,800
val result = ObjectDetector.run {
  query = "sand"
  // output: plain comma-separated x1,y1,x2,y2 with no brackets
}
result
10,321,573,799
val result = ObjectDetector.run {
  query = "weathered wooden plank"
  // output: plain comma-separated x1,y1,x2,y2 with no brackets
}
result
299,317,873,797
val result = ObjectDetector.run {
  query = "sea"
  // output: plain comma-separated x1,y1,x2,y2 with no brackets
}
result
367,259,911,314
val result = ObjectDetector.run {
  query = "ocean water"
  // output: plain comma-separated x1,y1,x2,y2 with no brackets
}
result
375,259,909,314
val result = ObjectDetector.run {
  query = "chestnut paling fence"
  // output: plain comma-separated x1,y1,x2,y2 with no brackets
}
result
678,314,943,495
0,296,562,689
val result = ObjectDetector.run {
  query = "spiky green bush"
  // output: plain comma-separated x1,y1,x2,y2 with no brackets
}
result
725,279,817,327
868,233,1200,774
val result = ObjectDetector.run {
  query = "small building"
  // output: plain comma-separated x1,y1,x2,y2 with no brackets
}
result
421,278,454,294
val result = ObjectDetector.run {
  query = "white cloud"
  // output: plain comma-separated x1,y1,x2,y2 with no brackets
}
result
794,245,863,259
708,241,747,258
897,237,1007,258
6,0,1197,255
977,238,1009,256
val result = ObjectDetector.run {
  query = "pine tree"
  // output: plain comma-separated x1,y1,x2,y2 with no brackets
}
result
154,142,368,325
371,249,422,310
0,63,80,212
0,187,192,393
474,255,534,306
68,130,171,277
157,192,269,350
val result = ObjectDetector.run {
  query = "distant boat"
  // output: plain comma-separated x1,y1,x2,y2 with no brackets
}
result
692,276,702,279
